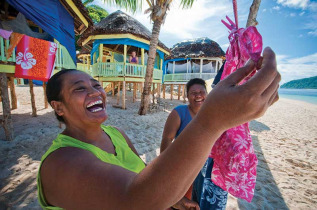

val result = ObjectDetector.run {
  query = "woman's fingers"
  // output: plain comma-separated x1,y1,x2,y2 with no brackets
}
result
245,47,278,93
268,88,279,106
221,59,256,87
261,71,281,99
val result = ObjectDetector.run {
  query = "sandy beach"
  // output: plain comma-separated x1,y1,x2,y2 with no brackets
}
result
0,85,316,209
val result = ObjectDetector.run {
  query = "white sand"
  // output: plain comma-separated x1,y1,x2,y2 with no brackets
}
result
0,86,316,209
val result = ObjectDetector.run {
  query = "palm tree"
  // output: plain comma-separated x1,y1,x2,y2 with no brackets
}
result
137,0,196,115
100,0,196,115
101,0,260,115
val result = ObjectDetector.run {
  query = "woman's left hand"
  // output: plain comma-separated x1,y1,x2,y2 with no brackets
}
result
172,197,200,210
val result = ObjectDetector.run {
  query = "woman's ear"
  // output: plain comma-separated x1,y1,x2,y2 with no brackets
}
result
50,101,64,117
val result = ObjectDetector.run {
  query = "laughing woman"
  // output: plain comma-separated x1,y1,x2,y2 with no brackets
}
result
160,78,228,210
37,48,280,210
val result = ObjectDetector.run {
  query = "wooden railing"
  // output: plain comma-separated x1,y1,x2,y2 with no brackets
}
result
164,73,217,82
0,37,75,69
91,62,163,80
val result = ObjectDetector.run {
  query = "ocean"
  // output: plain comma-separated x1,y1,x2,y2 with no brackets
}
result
278,89,317,105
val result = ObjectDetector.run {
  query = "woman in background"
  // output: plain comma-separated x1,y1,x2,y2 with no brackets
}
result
161,78,228,210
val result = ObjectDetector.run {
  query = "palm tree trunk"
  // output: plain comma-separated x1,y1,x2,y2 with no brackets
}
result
0,73,14,141
138,19,163,115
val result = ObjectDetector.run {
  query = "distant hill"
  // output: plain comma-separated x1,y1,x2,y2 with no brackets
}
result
281,76,317,89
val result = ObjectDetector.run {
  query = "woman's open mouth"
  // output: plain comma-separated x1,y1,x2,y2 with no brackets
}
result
86,100,104,113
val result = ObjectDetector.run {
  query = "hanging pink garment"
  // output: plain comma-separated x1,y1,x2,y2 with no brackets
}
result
209,1,263,202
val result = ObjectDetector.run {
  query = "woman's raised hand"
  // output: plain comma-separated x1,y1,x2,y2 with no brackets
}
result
197,47,281,133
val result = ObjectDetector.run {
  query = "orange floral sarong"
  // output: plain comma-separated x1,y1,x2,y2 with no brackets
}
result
14,35,57,81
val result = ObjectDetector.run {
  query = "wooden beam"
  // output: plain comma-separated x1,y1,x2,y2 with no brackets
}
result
122,81,126,109
0,73,13,141
178,85,181,100
112,82,115,97
163,84,166,99
9,77,17,109
114,44,120,51
170,84,173,100
133,83,136,103
29,80,37,117
43,83,48,109
182,85,186,103
117,82,120,105
158,84,161,99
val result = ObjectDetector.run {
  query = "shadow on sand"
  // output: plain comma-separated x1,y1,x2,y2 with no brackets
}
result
237,134,289,209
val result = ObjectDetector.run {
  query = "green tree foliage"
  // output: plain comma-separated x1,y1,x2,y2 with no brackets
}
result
281,76,317,89
83,0,109,24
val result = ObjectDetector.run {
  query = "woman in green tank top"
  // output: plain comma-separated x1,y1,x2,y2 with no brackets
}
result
38,48,280,210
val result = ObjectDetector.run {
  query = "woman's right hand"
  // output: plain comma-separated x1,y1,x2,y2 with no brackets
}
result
196,47,280,134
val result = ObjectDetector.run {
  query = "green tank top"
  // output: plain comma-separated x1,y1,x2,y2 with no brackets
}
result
37,125,145,210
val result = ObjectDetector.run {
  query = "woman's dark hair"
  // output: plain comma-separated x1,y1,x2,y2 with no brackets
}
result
186,78,207,95
46,69,78,122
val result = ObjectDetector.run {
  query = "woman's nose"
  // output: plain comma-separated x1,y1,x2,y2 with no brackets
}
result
88,87,101,97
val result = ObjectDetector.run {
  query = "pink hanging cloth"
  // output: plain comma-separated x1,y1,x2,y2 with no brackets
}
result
209,0,263,202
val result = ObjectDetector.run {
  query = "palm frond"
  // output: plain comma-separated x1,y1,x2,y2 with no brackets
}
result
82,0,94,6
102,0,143,13
179,0,195,9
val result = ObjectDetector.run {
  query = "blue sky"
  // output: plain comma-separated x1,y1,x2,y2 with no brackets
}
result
95,0,317,84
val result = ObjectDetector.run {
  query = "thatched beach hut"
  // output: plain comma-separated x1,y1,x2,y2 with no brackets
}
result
78,10,170,109
162,37,225,100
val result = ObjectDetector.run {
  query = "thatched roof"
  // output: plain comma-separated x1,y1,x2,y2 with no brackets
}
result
166,37,225,60
78,10,170,53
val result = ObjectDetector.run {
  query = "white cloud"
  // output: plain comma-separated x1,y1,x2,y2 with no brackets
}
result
277,0,310,9
299,11,305,16
290,13,296,17
262,8,267,12
276,0,317,11
308,30,317,36
273,6,281,10
276,53,317,84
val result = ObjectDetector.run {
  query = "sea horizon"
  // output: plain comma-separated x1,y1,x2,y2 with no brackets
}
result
278,88,317,105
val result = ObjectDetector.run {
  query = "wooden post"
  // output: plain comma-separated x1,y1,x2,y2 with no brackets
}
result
0,73,14,141
170,84,174,100
122,81,126,109
117,82,120,105
158,84,161,99
112,82,115,97
163,84,166,99
178,85,181,100
9,77,17,109
29,80,37,117
133,83,136,103
43,82,48,109
182,85,186,102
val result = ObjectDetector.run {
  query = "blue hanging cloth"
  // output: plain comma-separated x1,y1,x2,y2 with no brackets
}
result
6,0,76,63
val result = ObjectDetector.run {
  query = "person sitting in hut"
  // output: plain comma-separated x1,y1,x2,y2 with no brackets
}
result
129,50,139,64
36,48,280,210
160,78,228,209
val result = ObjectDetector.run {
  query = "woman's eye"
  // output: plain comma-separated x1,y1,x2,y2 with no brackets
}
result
94,84,102,88
75,87,86,91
